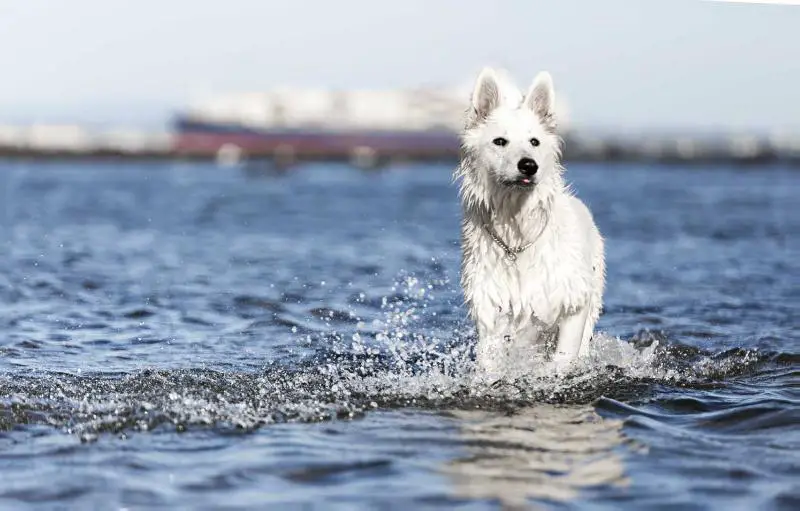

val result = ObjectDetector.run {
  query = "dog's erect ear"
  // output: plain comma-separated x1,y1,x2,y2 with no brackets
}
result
471,68,501,122
525,71,556,131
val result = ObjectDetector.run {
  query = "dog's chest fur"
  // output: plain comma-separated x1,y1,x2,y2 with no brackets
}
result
461,196,593,341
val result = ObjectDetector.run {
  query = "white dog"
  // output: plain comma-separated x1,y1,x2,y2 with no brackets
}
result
455,68,605,378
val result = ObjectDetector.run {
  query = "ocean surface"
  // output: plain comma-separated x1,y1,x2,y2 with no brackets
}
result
0,160,797,510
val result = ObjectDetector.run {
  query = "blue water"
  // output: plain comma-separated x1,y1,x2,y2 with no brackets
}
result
0,160,797,510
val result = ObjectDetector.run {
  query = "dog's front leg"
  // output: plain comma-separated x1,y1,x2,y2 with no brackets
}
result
552,305,590,368
474,312,513,380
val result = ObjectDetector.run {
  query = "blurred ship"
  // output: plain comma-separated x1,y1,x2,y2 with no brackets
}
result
171,87,472,166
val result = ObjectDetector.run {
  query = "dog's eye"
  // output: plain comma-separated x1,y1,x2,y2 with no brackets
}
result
492,137,508,147
530,138,540,147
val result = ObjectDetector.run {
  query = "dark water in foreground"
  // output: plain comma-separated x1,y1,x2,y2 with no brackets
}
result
0,161,797,510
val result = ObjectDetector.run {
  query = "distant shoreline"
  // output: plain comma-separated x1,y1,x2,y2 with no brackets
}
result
0,131,796,168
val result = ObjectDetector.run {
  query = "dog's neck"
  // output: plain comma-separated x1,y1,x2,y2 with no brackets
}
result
457,157,564,247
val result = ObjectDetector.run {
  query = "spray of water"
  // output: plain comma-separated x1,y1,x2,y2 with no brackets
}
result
0,272,782,440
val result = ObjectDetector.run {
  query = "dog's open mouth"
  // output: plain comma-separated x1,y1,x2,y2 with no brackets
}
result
504,177,535,189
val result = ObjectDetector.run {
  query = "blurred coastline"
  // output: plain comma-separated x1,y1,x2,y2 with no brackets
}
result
1,87,798,168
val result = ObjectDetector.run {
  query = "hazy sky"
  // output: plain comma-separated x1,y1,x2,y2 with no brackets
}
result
0,0,798,131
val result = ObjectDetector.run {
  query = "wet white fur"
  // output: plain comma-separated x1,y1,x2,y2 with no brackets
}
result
455,68,605,378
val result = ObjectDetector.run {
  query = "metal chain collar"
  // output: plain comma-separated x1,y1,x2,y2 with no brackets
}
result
483,224,534,262
483,211,550,262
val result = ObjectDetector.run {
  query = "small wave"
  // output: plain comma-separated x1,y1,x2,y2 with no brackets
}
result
0,332,792,441
0,274,796,441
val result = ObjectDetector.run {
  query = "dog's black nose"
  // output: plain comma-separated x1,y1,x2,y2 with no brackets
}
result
517,158,538,176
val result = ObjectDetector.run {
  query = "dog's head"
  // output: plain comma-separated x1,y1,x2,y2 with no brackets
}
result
461,68,561,192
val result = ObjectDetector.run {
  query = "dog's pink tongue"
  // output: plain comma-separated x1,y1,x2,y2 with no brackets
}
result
521,178,531,184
